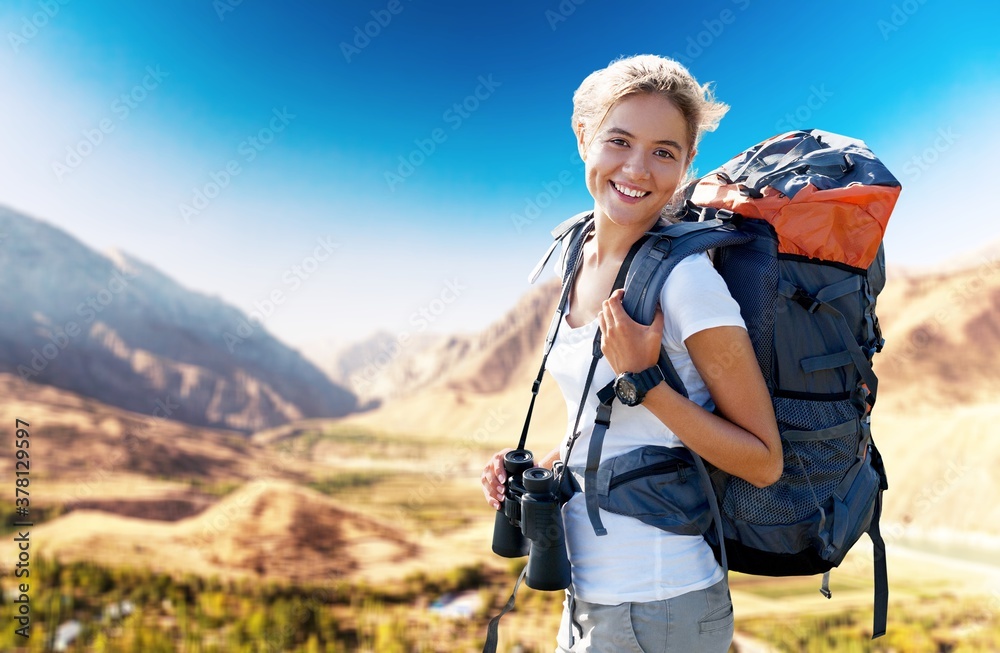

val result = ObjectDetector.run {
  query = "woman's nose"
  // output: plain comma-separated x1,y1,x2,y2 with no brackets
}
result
621,150,650,180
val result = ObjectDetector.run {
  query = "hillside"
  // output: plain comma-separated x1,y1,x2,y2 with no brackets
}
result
0,373,265,486
875,258,1000,407
0,375,431,584
0,206,356,431
30,480,417,583
323,275,563,413
321,330,443,406
338,278,569,447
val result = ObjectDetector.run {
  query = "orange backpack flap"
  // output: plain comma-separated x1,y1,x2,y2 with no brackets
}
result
690,130,901,269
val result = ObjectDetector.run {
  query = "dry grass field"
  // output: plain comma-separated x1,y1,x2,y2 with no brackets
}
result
10,409,998,650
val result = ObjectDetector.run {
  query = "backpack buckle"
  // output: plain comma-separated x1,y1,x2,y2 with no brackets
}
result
594,402,613,428
872,316,885,352
738,184,764,199
791,289,822,314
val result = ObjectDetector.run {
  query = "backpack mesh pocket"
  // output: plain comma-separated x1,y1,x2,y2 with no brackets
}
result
722,397,860,526
774,396,857,431
716,224,778,387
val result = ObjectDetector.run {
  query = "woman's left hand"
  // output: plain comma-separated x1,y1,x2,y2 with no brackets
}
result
599,289,664,375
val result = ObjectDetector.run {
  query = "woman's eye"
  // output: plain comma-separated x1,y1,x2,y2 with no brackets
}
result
655,149,675,159
610,138,628,146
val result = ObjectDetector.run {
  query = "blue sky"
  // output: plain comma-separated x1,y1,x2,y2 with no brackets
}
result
1,0,998,359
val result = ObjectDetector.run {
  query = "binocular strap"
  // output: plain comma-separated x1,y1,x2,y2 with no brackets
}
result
482,565,527,653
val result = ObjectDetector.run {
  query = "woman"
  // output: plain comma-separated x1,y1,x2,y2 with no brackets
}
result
482,55,782,652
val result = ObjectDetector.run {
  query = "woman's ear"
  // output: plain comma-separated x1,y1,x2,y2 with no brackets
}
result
680,147,697,178
575,122,588,161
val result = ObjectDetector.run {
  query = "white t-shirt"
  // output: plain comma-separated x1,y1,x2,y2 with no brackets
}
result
546,251,745,604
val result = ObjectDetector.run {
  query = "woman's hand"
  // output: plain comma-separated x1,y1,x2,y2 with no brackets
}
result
481,448,512,510
599,288,664,375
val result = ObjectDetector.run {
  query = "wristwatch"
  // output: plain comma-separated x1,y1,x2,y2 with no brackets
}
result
614,365,665,407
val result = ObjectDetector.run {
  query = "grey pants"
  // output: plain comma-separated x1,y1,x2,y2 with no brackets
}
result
554,578,734,653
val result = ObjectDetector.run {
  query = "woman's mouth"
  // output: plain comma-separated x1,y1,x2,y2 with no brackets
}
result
611,181,650,199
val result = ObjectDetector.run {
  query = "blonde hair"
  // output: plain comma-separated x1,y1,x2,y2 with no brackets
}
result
571,54,729,161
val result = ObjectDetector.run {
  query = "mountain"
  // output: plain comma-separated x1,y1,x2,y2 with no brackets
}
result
0,206,356,432
321,329,443,406
323,274,562,409
874,255,1000,407
339,277,569,446
0,371,293,486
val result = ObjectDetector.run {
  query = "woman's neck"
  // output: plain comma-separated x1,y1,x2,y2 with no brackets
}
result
589,210,659,265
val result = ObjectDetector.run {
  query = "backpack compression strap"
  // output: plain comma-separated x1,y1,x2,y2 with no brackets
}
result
869,440,890,638
869,488,888,638
777,277,880,406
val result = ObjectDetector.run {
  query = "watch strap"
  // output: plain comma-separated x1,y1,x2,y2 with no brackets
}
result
635,364,665,395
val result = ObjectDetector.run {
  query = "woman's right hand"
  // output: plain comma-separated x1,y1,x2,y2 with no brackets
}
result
481,448,512,511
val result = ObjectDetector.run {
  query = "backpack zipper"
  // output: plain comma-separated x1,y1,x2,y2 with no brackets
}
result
608,459,690,490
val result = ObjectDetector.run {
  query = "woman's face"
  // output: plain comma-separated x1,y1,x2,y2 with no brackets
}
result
580,92,692,230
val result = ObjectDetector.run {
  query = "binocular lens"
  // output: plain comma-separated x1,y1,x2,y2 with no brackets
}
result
504,450,535,476
522,467,554,493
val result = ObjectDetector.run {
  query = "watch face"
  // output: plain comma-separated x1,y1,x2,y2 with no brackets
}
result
616,377,639,406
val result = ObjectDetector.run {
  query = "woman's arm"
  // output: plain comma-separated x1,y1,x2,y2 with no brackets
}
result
600,290,782,488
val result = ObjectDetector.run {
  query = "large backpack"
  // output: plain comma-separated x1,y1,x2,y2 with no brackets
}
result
534,129,899,638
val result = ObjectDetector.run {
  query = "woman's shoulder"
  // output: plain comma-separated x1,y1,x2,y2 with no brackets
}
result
660,250,733,302
664,251,719,287
660,251,744,345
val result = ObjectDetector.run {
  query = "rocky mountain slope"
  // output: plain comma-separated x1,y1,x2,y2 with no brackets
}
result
875,259,1000,406
0,206,356,431
339,278,568,446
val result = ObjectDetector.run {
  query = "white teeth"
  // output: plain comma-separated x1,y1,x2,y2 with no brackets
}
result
613,182,649,198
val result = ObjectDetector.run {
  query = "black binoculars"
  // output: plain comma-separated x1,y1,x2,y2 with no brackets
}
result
491,449,572,591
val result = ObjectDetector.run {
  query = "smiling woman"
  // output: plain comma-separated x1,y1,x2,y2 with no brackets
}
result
481,55,782,653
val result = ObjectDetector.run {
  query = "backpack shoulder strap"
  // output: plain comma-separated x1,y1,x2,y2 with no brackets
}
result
528,210,593,284
621,216,755,397
623,217,753,331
